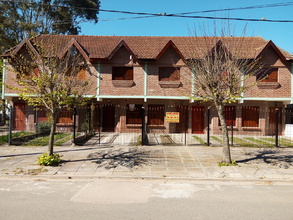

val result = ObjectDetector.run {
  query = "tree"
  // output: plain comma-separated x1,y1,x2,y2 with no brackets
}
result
187,31,263,164
6,40,95,156
0,0,100,53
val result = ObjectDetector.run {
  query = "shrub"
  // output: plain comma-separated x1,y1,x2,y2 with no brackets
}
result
218,160,238,167
37,122,52,135
37,153,62,166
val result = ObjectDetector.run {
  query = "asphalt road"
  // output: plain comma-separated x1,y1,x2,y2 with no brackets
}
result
0,178,292,220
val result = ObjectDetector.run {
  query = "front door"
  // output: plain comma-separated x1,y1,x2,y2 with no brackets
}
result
192,106,205,134
102,104,115,132
176,105,188,133
14,103,26,131
269,107,282,135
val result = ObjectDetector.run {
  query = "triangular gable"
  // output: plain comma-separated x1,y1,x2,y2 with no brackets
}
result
255,40,287,63
156,40,185,60
207,40,232,59
10,38,41,60
107,39,136,60
58,38,89,61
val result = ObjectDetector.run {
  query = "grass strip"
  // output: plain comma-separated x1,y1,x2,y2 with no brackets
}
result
244,137,274,148
260,137,293,147
231,137,259,147
193,136,206,145
23,133,70,146
0,131,34,145
211,136,222,144
54,134,73,146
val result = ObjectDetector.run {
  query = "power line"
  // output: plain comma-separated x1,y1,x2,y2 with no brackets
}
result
101,14,293,23
1,0,293,23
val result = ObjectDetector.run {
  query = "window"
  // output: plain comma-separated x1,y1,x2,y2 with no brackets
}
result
76,67,86,80
112,67,133,80
242,106,259,127
257,68,278,82
159,67,180,81
65,66,86,80
148,105,165,126
126,104,142,124
58,108,73,124
35,107,48,123
219,106,236,126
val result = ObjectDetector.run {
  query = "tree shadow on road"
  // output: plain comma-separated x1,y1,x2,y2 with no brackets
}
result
237,149,293,168
87,148,152,169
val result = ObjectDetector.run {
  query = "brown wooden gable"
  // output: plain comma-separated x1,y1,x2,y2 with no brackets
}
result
107,39,137,61
58,38,89,61
207,40,232,59
255,40,288,65
156,40,185,61
10,38,41,60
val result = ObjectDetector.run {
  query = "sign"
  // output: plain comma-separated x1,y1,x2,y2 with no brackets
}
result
166,112,180,123
129,104,135,111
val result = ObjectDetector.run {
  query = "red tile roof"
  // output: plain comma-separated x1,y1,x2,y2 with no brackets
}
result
3,34,293,60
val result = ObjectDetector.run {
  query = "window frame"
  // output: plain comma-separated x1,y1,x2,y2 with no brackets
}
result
242,106,259,128
126,104,143,125
158,67,180,82
219,106,236,127
257,68,278,82
147,105,165,126
112,66,134,80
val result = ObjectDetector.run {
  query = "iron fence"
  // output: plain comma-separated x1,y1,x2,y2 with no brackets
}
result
1,104,293,147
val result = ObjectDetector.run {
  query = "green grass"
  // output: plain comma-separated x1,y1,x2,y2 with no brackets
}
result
210,136,278,148
211,136,222,144
54,134,73,146
260,137,293,147
193,136,206,145
0,131,34,145
0,135,8,145
13,131,34,138
231,137,259,148
23,133,71,146
279,138,293,147
244,137,274,148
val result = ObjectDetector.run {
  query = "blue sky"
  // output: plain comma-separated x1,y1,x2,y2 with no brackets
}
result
80,0,293,53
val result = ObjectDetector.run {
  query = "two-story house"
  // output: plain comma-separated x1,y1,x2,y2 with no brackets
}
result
2,35,293,142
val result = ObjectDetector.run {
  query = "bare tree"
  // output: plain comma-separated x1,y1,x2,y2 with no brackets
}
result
187,28,263,163
6,40,95,155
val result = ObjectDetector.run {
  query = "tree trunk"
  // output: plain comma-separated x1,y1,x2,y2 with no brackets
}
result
215,103,232,164
48,110,58,156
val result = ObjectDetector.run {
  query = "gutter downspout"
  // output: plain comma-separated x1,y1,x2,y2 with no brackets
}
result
144,62,148,102
96,61,101,101
240,68,244,104
190,69,195,103
291,63,293,104
1,59,6,100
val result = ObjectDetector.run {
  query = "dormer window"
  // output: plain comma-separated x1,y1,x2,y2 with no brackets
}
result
257,68,280,89
112,67,134,87
112,67,133,80
158,67,181,88
257,68,278,82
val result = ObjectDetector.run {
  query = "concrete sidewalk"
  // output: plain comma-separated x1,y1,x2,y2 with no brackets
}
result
0,144,292,182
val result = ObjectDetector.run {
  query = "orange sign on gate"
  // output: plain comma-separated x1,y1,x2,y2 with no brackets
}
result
166,112,180,123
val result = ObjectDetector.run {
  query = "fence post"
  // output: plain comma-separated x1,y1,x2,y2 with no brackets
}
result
231,123,233,146
73,106,77,145
275,108,279,147
141,107,146,145
8,106,13,145
35,108,38,136
88,107,91,135
207,107,210,146
184,111,187,146
99,105,101,145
